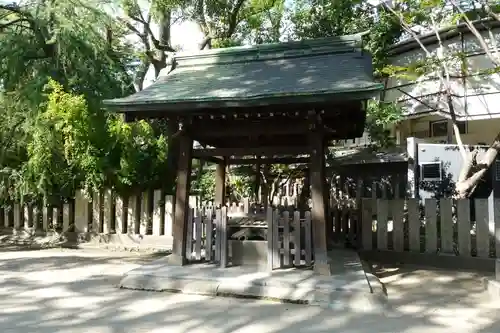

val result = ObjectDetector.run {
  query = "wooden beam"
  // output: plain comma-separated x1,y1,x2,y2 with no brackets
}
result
192,146,310,157
192,122,310,138
196,156,224,164
227,156,310,165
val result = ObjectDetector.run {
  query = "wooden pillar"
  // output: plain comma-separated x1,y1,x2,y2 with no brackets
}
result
309,129,332,275
324,174,333,249
215,160,226,206
168,133,193,266
254,157,261,203
262,164,270,211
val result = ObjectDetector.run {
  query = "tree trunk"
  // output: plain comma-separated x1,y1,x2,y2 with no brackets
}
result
157,9,179,195
455,131,500,198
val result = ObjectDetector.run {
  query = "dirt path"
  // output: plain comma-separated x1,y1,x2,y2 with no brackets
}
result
1,248,500,332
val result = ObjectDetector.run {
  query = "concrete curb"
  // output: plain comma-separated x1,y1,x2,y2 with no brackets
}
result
358,258,389,313
119,272,386,312
482,277,500,299
0,230,172,253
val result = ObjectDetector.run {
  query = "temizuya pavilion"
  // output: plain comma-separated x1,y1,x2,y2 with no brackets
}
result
104,35,383,275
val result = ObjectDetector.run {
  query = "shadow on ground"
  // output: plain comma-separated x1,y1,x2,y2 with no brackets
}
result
0,248,499,333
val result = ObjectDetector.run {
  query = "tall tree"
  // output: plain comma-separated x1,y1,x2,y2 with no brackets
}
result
0,1,148,202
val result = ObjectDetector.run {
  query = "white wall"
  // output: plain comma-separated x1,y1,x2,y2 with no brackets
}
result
398,114,500,145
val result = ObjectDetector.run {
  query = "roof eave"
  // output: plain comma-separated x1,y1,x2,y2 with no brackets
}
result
104,87,384,113
388,18,500,56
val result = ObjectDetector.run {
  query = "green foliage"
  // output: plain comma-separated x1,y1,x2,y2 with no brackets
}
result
366,100,403,149
109,117,169,193
290,0,373,39
0,79,169,204
192,168,216,202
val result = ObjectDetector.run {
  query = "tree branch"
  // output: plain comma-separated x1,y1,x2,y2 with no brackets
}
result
0,3,55,59
449,0,500,66
127,12,175,53
0,18,28,30
226,0,246,38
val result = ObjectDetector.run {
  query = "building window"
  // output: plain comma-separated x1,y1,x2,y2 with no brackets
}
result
495,160,500,181
420,162,442,181
429,120,467,137
430,120,447,137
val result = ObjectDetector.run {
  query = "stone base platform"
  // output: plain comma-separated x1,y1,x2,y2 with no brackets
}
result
482,258,500,299
119,249,387,312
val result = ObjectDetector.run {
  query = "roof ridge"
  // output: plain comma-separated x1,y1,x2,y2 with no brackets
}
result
172,34,364,68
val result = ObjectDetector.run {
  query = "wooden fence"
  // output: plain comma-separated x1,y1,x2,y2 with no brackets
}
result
0,190,182,237
2,191,500,269
359,198,500,258
267,209,313,270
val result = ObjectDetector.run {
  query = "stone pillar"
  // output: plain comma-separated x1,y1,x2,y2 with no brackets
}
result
309,129,331,276
215,160,226,206
168,133,193,266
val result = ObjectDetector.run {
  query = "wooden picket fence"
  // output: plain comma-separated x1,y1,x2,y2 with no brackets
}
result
3,190,500,268
360,198,500,258
184,205,313,269
267,209,313,270
0,190,183,237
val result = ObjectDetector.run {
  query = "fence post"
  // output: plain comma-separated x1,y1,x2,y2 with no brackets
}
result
377,199,389,251
407,199,420,252
140,191,149,235
283,211,290,267
220,206,228,268
456,199,471,257
391,199,405,252
63,203,70,232
42,205,49,232
152,190,162,236
267,208,274,271
32,205,39,231
103,189,113,234
475,199,490,258
186,208,194,261
92,191,100,233
165,195,174,237
304,211,312,266
205,208,213,262
424,199,437,253
13,203,20,230
128,195,138,234
3,206,9,228
194,211,203,261
243,197,249,214
494,199,500,280
293,210,301,266
115,195,124,234
215,208,221,264
74,190,89,233
361,198,373,250
272,209,280,269
440,198,454,254
52,206,59,231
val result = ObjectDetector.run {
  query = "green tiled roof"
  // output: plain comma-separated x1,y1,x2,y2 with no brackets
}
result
104,34,383,111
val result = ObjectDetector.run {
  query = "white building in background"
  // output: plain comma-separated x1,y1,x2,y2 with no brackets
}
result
384,19,500,146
